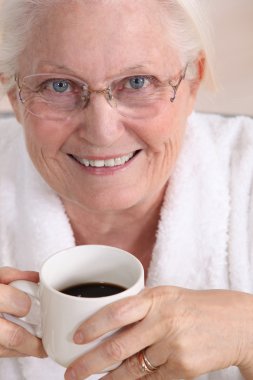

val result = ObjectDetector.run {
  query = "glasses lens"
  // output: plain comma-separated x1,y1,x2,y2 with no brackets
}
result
111,76,174,119
20,74,84,120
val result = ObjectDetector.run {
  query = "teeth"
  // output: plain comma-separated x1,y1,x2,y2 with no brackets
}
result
75,152,135,168
105,159,115,167
82,159,90,167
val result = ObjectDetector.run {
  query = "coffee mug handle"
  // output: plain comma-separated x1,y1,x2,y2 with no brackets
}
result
1,280,42,338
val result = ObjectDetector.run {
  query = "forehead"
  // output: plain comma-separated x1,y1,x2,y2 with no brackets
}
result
22,0,180,79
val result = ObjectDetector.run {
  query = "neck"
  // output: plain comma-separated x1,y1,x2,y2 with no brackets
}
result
62,188,166,273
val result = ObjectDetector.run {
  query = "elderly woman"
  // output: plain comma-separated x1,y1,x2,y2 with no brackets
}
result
1,0,253,379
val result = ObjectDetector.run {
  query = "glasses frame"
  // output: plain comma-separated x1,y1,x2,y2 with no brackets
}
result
15,64,188,119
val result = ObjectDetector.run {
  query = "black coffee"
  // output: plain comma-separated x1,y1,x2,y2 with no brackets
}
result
61,282,126,298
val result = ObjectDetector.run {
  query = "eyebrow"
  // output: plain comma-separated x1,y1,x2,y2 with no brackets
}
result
36,61,155,77
36,62,77,75
118,64,153,74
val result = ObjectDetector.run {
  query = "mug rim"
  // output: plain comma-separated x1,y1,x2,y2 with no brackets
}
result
39,244,144,301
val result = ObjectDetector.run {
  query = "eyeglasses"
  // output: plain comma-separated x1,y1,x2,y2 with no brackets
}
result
15,65,187,121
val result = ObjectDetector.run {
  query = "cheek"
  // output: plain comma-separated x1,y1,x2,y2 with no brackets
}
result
150,94,191,155
20,117,71,184
21,119,75,196
135,108,187,156
132,101,189,185
22,116,74,158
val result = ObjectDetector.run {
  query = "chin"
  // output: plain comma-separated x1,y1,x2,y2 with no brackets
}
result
70,190,144,213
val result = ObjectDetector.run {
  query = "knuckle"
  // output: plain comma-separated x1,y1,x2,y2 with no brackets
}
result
172,340,198,376
109,297,137,324
76,358,92,374
125,355,141,377
104,339,125,362
177,352,196,376
8,326,25,349
107,303,125,324
107,305,120,324
148,287,175,320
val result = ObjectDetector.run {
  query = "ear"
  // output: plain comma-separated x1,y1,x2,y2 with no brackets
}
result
186,52,206,115
0,73,22,123
190,51,206,97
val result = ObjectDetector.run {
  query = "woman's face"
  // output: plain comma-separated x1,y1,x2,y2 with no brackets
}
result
11,0,200,212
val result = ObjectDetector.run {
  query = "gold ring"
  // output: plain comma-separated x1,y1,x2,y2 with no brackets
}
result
138,348,158,374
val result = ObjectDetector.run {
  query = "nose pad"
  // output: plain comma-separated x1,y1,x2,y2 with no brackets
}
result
106,91,117,108
81,92,90,107
96,88,117,109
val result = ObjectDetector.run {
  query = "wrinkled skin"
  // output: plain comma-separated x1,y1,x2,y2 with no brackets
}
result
3,1,253,379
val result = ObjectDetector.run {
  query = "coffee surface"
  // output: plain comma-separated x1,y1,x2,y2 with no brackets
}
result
61,282,126,298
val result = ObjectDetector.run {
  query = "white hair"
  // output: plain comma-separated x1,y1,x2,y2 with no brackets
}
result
0,0,215,95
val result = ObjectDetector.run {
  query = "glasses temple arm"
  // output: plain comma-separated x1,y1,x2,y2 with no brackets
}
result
169,64,188,102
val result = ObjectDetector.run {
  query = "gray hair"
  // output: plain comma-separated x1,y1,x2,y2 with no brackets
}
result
0,0,214,95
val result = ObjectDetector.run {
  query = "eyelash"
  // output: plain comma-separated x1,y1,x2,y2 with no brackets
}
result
119,75,159,90
45,80,72,92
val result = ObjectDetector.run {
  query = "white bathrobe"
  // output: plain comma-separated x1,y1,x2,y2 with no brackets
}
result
1,112,253,380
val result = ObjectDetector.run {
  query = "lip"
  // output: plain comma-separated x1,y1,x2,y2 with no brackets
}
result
69,150,141,175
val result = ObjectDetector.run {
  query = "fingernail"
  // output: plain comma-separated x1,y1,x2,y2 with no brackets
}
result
65,368,77,380
74,331,84,344
13,295,30,313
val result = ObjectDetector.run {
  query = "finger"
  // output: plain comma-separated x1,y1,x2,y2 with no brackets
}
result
0,267,39,284
89,331,179,380
73,290,151,344
98,345,165,380
0,317,46,358
101,351,166,380
102,359,192,380
0,284,32,316
65,314,168,380
103,352,152,380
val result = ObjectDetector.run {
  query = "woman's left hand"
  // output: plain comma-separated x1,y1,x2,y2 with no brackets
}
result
64,286,253,380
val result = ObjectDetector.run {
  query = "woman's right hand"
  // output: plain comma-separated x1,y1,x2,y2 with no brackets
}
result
0,267,46,358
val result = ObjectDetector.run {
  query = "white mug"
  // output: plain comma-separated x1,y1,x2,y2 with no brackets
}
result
6,245,144,370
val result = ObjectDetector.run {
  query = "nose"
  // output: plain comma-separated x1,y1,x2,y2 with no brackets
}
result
76,93,124,147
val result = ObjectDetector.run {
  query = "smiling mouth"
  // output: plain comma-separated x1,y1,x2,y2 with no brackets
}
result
71,150,140,168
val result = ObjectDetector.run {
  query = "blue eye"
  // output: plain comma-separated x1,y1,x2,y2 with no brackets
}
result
52,80,70,93
128,76,146,90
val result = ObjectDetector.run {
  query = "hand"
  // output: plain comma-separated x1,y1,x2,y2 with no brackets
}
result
64,286,253,380
0,267,46,358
